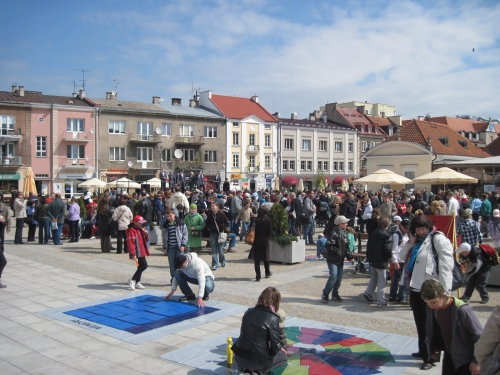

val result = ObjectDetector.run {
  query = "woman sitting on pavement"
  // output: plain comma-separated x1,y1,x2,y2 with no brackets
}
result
231,287,283,375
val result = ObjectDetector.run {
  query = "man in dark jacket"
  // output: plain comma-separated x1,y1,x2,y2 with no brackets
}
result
422,279,482,375
321,215,354,303
363,217,393,307
222,178,230,193
138,191,153,243
47,193,66,245
289,192,302,236
176,170,186,192
412,192,428,213
340,192,357,228
370,191,380,209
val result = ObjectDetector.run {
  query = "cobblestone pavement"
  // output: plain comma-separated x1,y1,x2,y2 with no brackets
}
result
1,228,497,374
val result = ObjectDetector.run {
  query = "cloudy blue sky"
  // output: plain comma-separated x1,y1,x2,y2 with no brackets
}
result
1,0,499,120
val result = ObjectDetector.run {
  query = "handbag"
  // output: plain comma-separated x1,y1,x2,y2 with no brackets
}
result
51,221,58,230
300,213,310,225
109,211,124,238
191,230,202,237
24,215,33,225
482,340,500,375
430,232,467,291
218,232,227,244
245,225,256,245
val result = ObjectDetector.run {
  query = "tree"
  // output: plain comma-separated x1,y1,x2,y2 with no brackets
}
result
313,169,328,190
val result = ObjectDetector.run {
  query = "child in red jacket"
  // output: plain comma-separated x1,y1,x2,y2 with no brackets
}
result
127,215,150,290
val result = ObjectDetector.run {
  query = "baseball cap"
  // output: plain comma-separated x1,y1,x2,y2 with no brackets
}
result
133,215,147,224
420,279,446,300
393,216,402,222
494,209,500,218
456,243,471,254
318,233,324,238
401,218,411,229
463,208,472,218
334,215,350,225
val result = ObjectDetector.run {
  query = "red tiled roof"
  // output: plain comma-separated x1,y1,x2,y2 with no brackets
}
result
210,94,277,122
387,119,489,158
485,137,500,156
429,116,500,133
0,91,93,107
368,116,393,126
337,107,372,126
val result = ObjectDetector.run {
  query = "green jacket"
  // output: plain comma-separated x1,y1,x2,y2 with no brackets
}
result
480,199,492,217
184,213,205,249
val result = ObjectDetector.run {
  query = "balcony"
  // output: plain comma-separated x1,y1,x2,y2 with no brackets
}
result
60,158,92,169
174,135,205,146
172,159,204,170
62,131,93,142
247,145,260,153
0,156,22,166
246,165,260,174
126,159,157,170
128,133,161,143
0,129,22,143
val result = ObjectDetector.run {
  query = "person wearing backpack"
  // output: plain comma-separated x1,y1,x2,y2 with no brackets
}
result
456,243,491,305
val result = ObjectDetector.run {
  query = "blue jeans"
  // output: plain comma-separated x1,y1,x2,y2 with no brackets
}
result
322,262,344,297
210,232,226,268
225,233,236,249
38,217,50,244
239,222,250,241
302,216,314,244
389,263,408,301
167,246,182,280
52,222,63,245
174,270,214,298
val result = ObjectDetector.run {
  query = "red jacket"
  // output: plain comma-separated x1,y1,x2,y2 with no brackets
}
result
126,225,150,258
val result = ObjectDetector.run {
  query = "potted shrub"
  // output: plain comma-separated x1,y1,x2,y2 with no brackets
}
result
267,204,305,264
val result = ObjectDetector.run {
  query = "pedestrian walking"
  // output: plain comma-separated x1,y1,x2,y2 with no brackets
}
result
112,196,133,254
248,206,273,281
13,191,26,244
67,197,81,243
127,215,150,290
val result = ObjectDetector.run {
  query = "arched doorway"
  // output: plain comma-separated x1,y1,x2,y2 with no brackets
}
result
250,179,256,191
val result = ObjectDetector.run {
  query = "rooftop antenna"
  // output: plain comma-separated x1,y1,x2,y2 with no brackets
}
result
112,79,120,91
77,69,90,89
70,80,76,94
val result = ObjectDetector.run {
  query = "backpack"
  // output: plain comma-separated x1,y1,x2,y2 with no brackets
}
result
479,243,499,266
196,198,207,213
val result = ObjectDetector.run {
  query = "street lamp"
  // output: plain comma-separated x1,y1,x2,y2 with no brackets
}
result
0,137,5,192
156,145,164,174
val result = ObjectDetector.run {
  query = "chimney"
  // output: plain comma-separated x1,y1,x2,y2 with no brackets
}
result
309,113,316,122
171,98,182,106
273,112,280,119
11,85,17,93
189,98,198,107
78,88,86,99
152,96,161,104
251,95,258,103
323,114,327,122
291,112,298,120
356,106,365,115
19,86,24,97
72,93,78,98
427,136,433,152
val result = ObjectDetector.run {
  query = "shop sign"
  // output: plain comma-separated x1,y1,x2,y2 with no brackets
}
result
59,173,92,179
0,172,20,180
242,178,248,182
265,174,274,178
140,170,155,175
232,174,242,179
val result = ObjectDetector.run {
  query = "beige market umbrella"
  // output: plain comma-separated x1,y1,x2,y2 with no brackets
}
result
22,167,37,196
106,177,141,189
298,178,304,192
78,178,107,188
354,169,412,185
412,167,477,190
145,177,161,188
341,179,349,191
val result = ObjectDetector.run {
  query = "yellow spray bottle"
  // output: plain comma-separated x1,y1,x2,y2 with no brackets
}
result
226,336,233,366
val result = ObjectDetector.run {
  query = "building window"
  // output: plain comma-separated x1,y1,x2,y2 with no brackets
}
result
375,127,379,134
180,125,194,137
233,132,239,146
67,145,85,159
233,154,239,167
265,154,270,168
368,126,372,133
404,171,415,190
249,155,255,168
300,161,306,171
302,139,311,151
137,122,153,135
335,142,343,152
67,118,84,132
380,111,385,117
282,160,288,170
388,127,393,136
284,138,294,150
162,123,172,136
265,134,271,147
109,147,125,161
468,133,472,140
323,161,328,171
348,142,353,152
317,161,322,170
137,147,153,161
361,159,367,169
108,120,125,134
182,149,195,161
307,161,312,171
162,149,171,162
204,150,217,162
265,124,271,129
204,126,217,138
339,161,344,171
289,160,295,170
233,122,240,127
249,134,255,146
361,141,368,152
36,136,47,157
319,140,327,151
1,115,15,135
333,162,338,171
348,162,353,172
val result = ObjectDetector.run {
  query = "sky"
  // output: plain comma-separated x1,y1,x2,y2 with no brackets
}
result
1,0,499,121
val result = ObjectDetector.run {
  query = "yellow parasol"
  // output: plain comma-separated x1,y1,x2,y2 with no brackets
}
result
22,167,37,196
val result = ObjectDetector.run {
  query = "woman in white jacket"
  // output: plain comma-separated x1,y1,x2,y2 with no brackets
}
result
399,212,454,370
112,197,134,254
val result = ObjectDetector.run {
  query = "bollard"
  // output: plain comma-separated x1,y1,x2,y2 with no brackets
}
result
227,336,233,365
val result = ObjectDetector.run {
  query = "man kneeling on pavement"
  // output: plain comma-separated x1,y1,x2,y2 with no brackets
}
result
165,253,214,308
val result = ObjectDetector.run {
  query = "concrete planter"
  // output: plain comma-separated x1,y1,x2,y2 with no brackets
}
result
269,239,306,264
488,264,500,287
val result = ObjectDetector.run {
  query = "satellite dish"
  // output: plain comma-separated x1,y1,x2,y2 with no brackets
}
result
127,161,133,167
174,149,183,159
155,128,161,135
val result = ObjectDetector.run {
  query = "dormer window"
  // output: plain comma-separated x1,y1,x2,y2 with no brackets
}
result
468,133,472,140
388,127,393,136
438,137,449,146
368,126,372,133
361,125,365,132
457,140,468,149
476,133,479,140
375,127,379,134
461,131,465,136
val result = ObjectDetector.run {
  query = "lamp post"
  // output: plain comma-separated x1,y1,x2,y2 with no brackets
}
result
0,137,5,193
156,144,164,175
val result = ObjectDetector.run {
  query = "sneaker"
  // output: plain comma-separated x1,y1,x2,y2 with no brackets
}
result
377,302,388,308
211,266,218,271
332,295,343,302
226,248,236,253
135,282,145,290
0,280,6,288
317,256,324,260
321,293,328,303
460,295,470,302
480,299,489,304
129,279,136,290
221,264,226,268
179,294,196,302
363,292,374,303
265,272,273,278
388,297,397,302
90,236,95,240
202,294,210,301
399,299,410,305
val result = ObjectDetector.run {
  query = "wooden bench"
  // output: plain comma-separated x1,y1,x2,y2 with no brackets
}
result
351,252,368,274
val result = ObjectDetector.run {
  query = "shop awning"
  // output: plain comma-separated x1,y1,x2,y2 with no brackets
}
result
0,172,20,180
282,176,299,185
333,176,345,184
